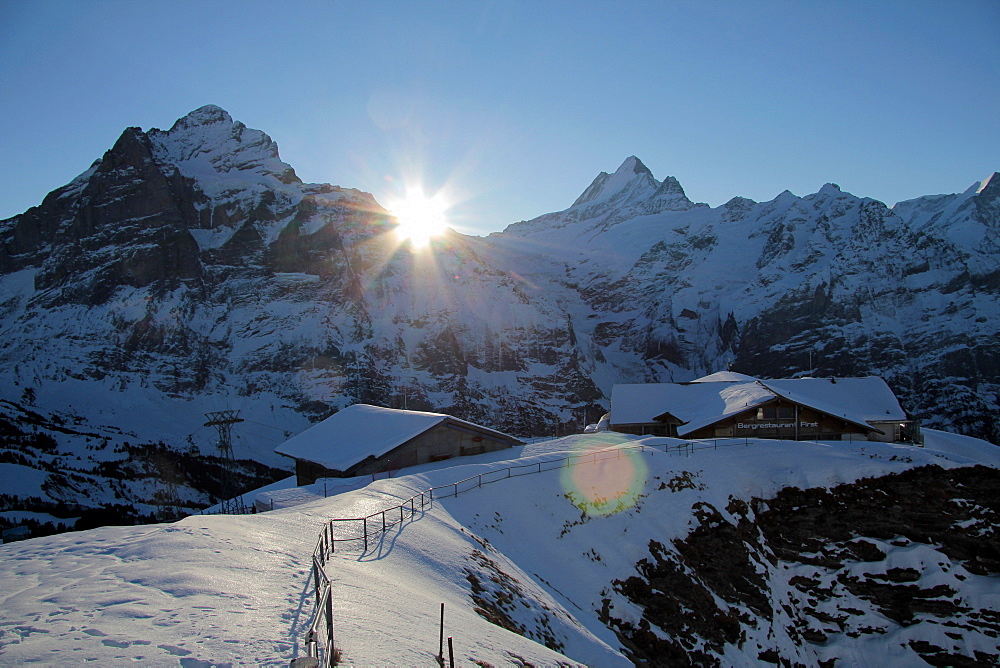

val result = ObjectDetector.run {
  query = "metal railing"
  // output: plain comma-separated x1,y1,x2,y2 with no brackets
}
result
306,542,336,667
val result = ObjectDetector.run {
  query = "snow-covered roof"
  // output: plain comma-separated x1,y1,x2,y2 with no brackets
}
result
673,382,777,436
611,376,907,437
689,371,760,383
762,377,906,426
274,404,520,471
610,382,774,430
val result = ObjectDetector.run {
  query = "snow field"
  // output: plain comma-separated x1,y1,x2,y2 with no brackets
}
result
0,429,996,665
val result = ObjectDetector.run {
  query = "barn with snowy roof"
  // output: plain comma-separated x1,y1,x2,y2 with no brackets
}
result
610,373,921,443
275,404,524,485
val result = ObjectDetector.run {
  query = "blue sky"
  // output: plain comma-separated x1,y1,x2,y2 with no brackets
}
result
1,0,997,235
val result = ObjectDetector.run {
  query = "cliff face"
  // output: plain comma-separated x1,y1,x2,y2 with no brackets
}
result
0,106,996,518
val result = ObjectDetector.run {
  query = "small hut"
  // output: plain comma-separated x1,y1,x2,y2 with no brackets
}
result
275,404,523,485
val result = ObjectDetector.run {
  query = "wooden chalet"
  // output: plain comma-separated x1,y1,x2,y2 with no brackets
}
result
610,372,921,443
275,404,523,485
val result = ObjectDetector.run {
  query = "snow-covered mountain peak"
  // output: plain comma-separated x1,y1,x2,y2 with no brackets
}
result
166,104,233,131
500,157,688,238
147,105,300,187
654,174,685,197
643,173,700,213
571,155,659,208
977,171,1000,196
619,154,653,177
721,195,757,223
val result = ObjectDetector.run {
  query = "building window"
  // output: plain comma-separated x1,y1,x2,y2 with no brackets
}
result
758,406,795,420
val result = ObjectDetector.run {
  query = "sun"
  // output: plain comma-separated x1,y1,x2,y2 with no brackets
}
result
389,189,449,247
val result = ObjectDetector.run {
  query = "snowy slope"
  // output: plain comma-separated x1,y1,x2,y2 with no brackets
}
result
2,430,998,666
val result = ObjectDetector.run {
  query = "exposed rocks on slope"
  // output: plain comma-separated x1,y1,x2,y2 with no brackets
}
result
607,465,1000,666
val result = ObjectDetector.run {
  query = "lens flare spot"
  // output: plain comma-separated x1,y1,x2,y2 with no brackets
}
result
561,444,648,516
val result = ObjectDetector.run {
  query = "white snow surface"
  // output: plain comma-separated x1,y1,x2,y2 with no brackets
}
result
1,429,997,666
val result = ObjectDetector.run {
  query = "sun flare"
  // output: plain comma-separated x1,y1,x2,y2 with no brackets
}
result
389,190,449,247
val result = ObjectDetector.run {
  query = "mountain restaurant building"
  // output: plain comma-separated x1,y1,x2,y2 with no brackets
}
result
610,372,921,443
275,404,523,485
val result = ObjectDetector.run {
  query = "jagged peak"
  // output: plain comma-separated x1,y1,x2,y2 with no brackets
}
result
652,175,686,199
167,105,234,132
976,172,1000,197
146,106,300,186
618,155,653,178
725,195,757,207
571,156,659,208
97,126,156,174
720,195,757,223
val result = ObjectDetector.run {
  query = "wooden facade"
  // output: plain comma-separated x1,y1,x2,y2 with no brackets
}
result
679,399,871,441
614,411,682,437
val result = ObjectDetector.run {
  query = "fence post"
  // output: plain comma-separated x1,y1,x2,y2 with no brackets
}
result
313,557,320,606
363,516,368,552
330,520,335,554
325,589,334,658
448,636,455,668
439,603,445,663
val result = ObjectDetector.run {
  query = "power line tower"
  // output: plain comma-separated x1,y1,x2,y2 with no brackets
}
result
204,410,245,514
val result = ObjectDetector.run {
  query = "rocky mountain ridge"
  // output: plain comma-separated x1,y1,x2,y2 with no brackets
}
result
0,106,996,523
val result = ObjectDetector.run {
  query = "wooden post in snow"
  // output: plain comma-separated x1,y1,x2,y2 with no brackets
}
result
438,603,445,664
